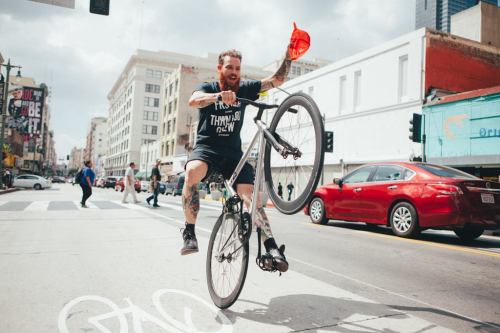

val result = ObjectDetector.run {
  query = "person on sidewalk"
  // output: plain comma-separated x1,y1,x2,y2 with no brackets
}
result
277,182,283,199
146,159,161,208
287,181,294,201
122,162,139,204
80,160,95,208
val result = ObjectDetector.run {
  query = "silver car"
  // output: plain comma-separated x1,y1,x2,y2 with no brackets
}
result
13,174,52,190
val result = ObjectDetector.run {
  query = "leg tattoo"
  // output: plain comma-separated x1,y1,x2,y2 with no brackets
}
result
183,184,200,222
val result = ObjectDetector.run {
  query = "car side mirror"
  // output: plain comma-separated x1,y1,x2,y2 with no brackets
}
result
333,178,343,187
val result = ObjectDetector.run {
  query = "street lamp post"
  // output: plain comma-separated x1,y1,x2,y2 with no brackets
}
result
0,59,22,189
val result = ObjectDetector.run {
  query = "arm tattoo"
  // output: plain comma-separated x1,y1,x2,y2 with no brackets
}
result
195,100,213,108
260,80,275,92
274,57,292,82
182,184,200,216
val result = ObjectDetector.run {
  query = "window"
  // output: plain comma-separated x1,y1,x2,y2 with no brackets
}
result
339,75,347,113
353,70,362,109
172,118,176,130
168,101,172,114
373,165,405,182
398,55,408,102
296,67,302,75
144,97,160,107
146,69,154,77
145,84,160,93
174,79,179,92
415,164,479,179
143,111,158,121
173,98,177,112
142,125,157,135
167,120,171,134
343,166,375,184
154,70,162,79
291,66,297,75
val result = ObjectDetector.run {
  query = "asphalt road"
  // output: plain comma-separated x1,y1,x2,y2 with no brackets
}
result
0,183,499,333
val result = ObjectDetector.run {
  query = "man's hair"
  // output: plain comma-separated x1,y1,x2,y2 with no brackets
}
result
129,162,135,167
84,160,91,167
218,49,242,65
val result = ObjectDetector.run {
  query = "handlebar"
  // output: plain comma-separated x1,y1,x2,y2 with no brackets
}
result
237,97,279,110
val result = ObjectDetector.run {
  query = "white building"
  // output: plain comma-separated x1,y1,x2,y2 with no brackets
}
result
139,141,159,180
85,117,107,175
263,57,332,80
257,28,429,189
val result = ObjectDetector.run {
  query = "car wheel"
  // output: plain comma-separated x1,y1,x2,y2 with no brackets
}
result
453,226,484,242
309,197,328,225
390,202,419,238
34,184,42,190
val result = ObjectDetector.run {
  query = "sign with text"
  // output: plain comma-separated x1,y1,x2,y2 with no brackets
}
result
5,85,45,140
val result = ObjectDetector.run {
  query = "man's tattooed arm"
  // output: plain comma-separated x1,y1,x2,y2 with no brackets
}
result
260,46,292,93
188,91,219,109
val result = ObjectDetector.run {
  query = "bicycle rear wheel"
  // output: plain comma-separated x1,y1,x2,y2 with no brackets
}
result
264,92,325,214
206,213,249,309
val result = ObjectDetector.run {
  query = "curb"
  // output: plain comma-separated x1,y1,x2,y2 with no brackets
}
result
0,188,19,195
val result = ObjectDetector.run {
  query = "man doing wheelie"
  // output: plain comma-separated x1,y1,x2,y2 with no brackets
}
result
181,46,293,273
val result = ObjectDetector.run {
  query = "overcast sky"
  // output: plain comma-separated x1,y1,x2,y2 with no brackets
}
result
0,0,415,160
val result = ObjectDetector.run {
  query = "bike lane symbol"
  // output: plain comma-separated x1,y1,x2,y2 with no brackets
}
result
58,289,233,333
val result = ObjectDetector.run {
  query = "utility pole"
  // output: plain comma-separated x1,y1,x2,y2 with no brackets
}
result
0,59,22,189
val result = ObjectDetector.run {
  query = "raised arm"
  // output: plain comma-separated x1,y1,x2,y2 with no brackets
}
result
188,90,236,108
260,45,292,93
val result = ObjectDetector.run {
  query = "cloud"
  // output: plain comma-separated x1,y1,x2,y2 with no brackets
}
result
0,0,415,158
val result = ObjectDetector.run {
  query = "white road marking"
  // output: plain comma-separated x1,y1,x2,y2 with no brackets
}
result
24,201,50,211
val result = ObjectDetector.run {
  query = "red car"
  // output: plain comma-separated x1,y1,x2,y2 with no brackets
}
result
305,162,500,241
114,177,141,193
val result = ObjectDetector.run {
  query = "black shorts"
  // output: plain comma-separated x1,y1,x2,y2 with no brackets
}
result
186,147,255,185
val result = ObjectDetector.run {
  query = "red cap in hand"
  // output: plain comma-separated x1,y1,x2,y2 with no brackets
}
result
288,22,310,61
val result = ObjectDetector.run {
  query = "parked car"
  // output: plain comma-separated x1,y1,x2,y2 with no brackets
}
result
51,176,66,183
304,162,500,241
115,177,141,193
140,180,149,192
165,173,185,196
103,176,119,188
96,177,105,188
13,174,52,190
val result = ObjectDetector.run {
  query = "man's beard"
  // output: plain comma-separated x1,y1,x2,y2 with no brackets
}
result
219,73,240,93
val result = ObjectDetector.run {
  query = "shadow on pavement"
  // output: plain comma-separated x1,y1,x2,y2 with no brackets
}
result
221,294,500,333
323,222,500,250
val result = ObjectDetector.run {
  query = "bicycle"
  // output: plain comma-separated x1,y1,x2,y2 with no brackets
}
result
206,92,325,309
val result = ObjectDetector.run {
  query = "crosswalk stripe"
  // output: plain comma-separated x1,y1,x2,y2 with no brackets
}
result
24,201,50,211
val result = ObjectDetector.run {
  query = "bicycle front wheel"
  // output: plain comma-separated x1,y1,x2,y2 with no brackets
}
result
206,213,249,309
264,92,325,214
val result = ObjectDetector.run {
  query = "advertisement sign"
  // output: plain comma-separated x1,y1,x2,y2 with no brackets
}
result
5,84,45,140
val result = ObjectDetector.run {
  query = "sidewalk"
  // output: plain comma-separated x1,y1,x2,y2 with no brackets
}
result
0,188,19,195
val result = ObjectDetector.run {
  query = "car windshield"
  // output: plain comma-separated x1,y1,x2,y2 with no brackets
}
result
415,164,479,180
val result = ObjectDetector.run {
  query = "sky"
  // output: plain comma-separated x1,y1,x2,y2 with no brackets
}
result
0,0,415,161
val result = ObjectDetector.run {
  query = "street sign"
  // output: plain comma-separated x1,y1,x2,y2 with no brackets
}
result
90,0,110,15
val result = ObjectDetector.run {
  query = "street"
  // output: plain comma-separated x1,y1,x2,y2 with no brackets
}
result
0,184,499,333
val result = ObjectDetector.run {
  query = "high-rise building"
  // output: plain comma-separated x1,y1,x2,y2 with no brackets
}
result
84,117,107,175
451,0,500,47
416,0,498,32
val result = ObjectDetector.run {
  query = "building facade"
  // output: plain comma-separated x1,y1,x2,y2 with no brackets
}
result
415,0,498,32
84,117,107,175
138,141,159,179
423,86,500,180
68,146,84,170
258,28,500,192
451,1,500,47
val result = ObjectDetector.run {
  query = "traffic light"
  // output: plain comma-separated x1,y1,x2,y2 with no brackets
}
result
90,0,110,15
409,113,422,143
66,155,70,160
325,131,334,153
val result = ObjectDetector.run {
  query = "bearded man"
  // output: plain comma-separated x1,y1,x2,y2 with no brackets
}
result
180,46,292,273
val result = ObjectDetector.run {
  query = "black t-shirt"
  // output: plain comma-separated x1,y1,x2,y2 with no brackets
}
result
194,80,261,154
151,167,160,180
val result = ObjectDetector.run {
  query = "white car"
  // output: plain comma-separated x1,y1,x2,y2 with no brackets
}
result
140,180,149,192
13,174,52,190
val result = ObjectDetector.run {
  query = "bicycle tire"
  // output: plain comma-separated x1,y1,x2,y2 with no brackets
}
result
206,213,249,309
264,92,325,214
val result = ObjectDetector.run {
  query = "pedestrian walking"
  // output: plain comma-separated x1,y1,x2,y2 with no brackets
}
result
146,159,161,208
122,162,139,204
80,160,95,208
287,181,294,201
277,182,283,199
